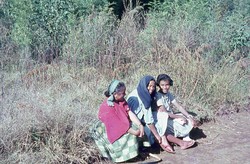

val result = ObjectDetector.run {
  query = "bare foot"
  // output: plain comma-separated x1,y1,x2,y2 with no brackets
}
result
180,140,195,150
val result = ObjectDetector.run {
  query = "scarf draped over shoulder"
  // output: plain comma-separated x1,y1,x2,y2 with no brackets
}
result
98,99,130,143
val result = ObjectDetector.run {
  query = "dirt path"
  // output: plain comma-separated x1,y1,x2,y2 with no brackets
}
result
126,110,250,164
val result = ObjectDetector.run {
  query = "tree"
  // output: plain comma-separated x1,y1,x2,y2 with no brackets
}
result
4,0,109,62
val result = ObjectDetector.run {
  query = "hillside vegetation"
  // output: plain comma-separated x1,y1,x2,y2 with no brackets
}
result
0,0,249,163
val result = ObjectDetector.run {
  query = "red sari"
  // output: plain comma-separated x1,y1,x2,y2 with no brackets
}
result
98,99,130,143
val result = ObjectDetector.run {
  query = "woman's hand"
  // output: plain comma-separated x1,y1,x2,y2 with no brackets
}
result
127,128,140,136
177,115,187,124
128,110,145,137
138,124,144,137
127,125,144,137
188,117,197,127
134,129,140,136
158,106,167,112
155,134,162,144
147,123,162,144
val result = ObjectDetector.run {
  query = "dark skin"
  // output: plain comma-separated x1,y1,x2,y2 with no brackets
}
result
158,79,196,127
157,79,196,149
113,86,144,137
146,80,174,153
146,80,162,144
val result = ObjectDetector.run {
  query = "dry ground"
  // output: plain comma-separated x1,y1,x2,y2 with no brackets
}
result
121,110,250,164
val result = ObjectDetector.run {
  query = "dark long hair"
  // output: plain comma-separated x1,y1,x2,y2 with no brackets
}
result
156,74,173,87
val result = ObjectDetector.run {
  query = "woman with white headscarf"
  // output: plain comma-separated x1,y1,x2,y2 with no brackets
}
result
91,80,144,163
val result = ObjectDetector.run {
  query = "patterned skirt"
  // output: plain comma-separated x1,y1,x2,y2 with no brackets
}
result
91,120,139,163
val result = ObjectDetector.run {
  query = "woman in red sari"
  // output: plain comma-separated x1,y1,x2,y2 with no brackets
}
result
92,80,144,163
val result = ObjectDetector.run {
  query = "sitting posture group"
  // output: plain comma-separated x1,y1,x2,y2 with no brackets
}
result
91,74,197,163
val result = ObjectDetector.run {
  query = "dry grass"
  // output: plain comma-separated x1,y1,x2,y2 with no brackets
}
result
0,5,249,163
1,54,248,163
0,64,107,163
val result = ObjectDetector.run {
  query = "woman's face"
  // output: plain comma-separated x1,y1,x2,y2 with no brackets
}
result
159,79,171,93
147,80,156,95
114,86,126,102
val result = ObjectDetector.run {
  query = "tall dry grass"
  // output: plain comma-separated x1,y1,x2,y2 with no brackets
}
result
0,63,110,163
0,4,249,163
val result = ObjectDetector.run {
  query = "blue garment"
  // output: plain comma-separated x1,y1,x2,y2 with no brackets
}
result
127,89,155,144
137,75,156,109
127,90,154,124
127,75,157,145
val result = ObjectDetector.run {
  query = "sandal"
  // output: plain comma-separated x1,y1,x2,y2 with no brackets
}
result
160,144,176,154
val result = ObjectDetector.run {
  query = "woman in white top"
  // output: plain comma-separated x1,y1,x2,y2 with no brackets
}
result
127,75,175,153
155,74,196,149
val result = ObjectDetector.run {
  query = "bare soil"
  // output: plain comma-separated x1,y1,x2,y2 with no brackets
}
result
124,110,250,164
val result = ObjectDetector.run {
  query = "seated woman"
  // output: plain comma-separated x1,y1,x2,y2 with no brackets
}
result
126,75,175,153
155,74,196,148
91,80,144,163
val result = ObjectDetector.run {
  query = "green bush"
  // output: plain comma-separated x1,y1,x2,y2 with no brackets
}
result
0,0,249,162
3,0,110,62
